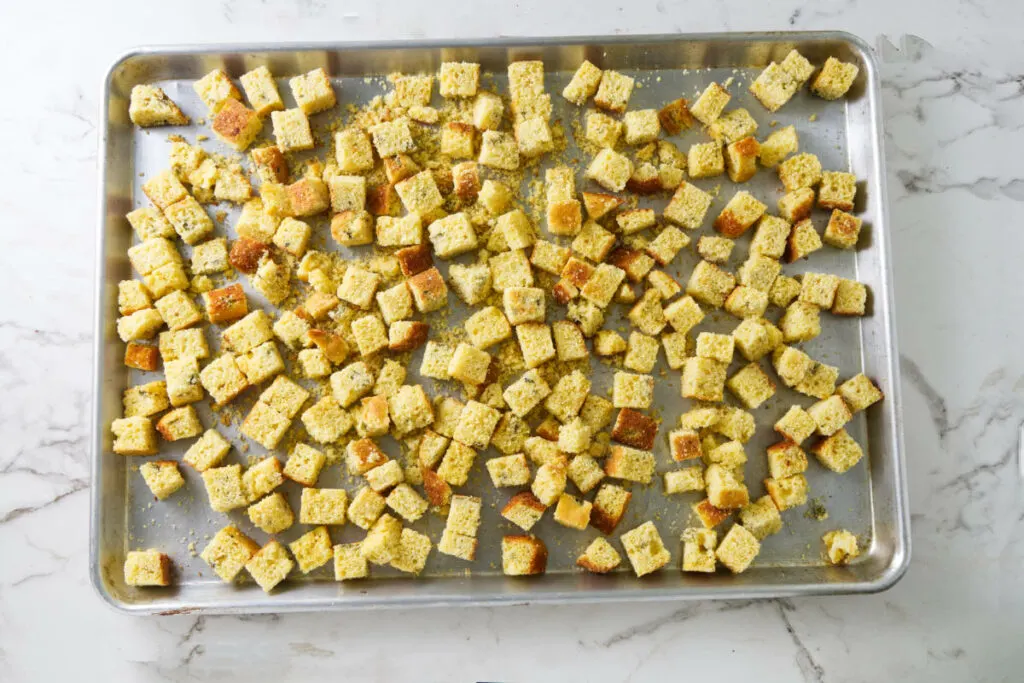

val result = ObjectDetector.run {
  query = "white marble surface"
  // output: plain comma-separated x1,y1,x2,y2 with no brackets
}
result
1,0,1023,680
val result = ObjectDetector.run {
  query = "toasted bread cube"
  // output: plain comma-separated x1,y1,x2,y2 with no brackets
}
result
664,467,705,495
709,108,757,144
355,514,400,567
391,74,432,107
743,216,789,261
766,441,809,481
587,483,629,535
239,455,284,503
814,428,865,474
661,182,710,230
279,444,327,489
237,65,283,116
623,332,659,374
690,82,730,124
585,148,633,192
837,374,883,414
668,428,702,462
448,161,481,202
795,361,839,400
434,528,475,562
420,341,454,380
161,356,202,406
558,417,593,455
489,412,528,454
687,141,724,178
529,461,566,507
286,526,333,575
235,199,280,243
515,117,554,158
756,126,798,170
349,315,387,357
393,245,434,280
775,188,814,226
772,345,813,388
128,237,182,281
202,464,249,512
250,256,290,305
573,536,621,574
142,170,188,211
439,121,475,158
286,177,330,217
501,535,548,576
244,541,294,593
438,61,480,97
326,175,366,215
369,284,412,328
736,255,780,295
129,84,189,128
620,521,670,577
495,209,533,251
645,226,689,267
627,162,662,195
557,451,601,494
823,529,860,565
476,130,519,170
334,266,378,310
152,404,201,441
715,191,766,239
681,357,727,402
780,301,821,344
706,439,748,469
382,152,420,186
365,459,404,494
201,525,259,583
724,285,769,319
503,369,551,417
407,267,448,314
239,400,290,449
329,128,374,174
812,57,859,100
662,296,704,335
328,542,368,582
330,361,375,409
355,394,391,437
136,460,184,501
462,306,510,351
679,406,723,429
444,495,482,539
123,548,173,588
612,372,654,410
496,492,544,532
749,62,798,112
164,194,214,245
298,392,352,443
515,323,556,369
562,60,602,105
765,276,800,310
823,209,864,250
784,219,823,263
544,370,591,422
778,152,822,192
122,380,170,419
436,440,478,486
594,330,626,357
592,69,634,113
774,406,817,446
392,171,440,217
367,118,415,159
732,317,783,362
780,49,814,84
297,488,348,526
818,172,858,212
426,212,477,258
615,209,656,237
168,140,206,184
384,321,426,354
269,108,313,152
726,363,776,409
530,239,570,275
830,278,867,316
696,332,734,364
211,98,263,151
705,463,749,510
800,272,841,309
566,299,606,338
178,428,229,472
686,260,736,308
550,493,590,530
578,263,624,309
482,452,529,488
656,96,694,134
582,112,623,151
715,524,760,573
289,67,336,114
502,286,544,326
765,473,809,510
126,207,175,241
620,109,660,146
604,445,655,484
678,527,716,573
692,498,730,529
235,340,285,385
723,136,760,183
452,399,501,449
244,492,294,536
384,527,431,575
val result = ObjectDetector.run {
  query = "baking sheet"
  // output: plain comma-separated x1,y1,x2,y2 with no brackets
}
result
93,32,909,614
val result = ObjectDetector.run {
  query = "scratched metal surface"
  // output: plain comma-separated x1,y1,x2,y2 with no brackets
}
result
92,33,908,614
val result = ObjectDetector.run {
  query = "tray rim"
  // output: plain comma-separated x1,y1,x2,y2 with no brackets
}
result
91,30,910,615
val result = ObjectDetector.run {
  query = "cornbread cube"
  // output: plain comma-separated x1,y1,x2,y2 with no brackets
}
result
705,440,748,469
349,315,387,357
705,463,749,510
595,333,624,360
812,57,859,100
765,276,800,310
529,240,569,276
383,527,431,575
616,209,657,236
575,536,621,574
628,160,663,194
436,440,478,486
332,542,369,581
178,428,229,472
778,152,822,192
279,444,327,489
696,332,735,364
566,299,605,338
244,492,294,535
255,376,306,421
830,278,867,316
658,97,694,134
241,455,284,502
737,254,781,294
404,267,447,314
451,160,481,201
381,152,420,185
420,341,454,380
593,69,634,113
213,165,252,204
288,525,334,574
221,309,272,354
240,401,291,449
123,549,172,587
562,60,602,105
663,295,705,334
612,371,654,410
332,128,374,174
438,61,480,98
364,459,404,494
389,385,435,436
558,417,592,455
692,498,730,529
425,213,477,259
687,141,724,178
691,82,731,125
664,467,705,495
772,345,813,387
502,535,548,576
586,148,633,193
482,452,529,488
202,464,249,512
197,354,248,406
326,175,367,215
490,413,528,455
679,406,723,429
550,493,591,530
236,340,285,385
212,98,263,151
585,111,624,149
501,369,550,418
478,130,519,171
725,136,760,183
201,525,259,582
623,109,661,145
154,405,202,442
434,528,476,562
137,460,184,500
445,341,492,386
604,445,655,484
836,374,883,414
678,527,716,573
726,363,777,409
368,118,415,160
765,473,809,510
289,67,336,114
129,84,189,128
371,284,412,328
440,121,476,158
164,357,203,406
334,266,379,310
669,428,703,462
757,126,798,170
164,195,214,245
244,541,294,593
547,320,586,362
823,529,861,565
449,400,500,450
681,357,727,402
749,62,798,112
497,492,544,532
534,417,561,443
716,524,760,573
784,219,823,264
780,301,822,343
624,332,659,373
464,91,504,133
645,226,690,266
798,272,840,309
621,521,671,577
795,361,839,400
390,74,432,107
823,209,864,250
236,65,283,116
774,406,817,446
732,317,783,362
269,108,313,152
817,172,858,213
122,381,169,419
766,440,809,480
393,245,433,280
442,495,481,539
496,209,534,251
815,428,866,475
126,207,175,241
724,285,769,319
142,170,188,211
580,263,626,308
781,49,814,83
515,323,556,369
531,462,568,507
168,140,206,184
503,287,545,326
186,239,228,279
709,108,757,144
515,117,554,158
129,238,181,281
714,191,766,239
460,308,511,352
590,483,631,535
686,260,736,308
562,454,603,496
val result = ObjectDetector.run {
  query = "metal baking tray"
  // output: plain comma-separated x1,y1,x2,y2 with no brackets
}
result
92,32,909,614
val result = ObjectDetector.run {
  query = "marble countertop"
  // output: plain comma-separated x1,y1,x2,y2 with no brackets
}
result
2,0,1023,680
